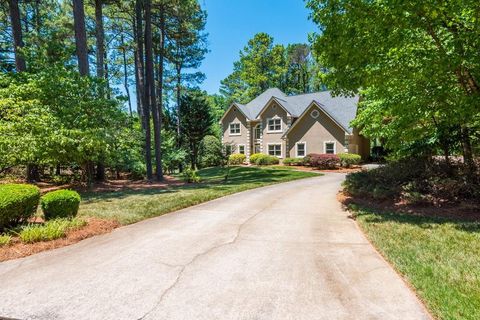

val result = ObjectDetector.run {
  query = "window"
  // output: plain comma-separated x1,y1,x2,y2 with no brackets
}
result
325,142,336,154
311,109,320,119
296,142,306,157
267,118,282,132
268,144,282,157
229,123,240,135
254,124,262,140
238,145,245,154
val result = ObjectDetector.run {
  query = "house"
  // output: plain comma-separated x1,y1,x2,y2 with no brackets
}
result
220,88,370,161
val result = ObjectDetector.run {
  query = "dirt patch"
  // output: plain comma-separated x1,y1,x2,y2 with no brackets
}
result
0,218,120,262
338,191,480,221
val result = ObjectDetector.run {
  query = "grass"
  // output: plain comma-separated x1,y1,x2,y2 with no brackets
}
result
352,205,480,320
0,234,11,246
17,218,87,243
79,166,319,225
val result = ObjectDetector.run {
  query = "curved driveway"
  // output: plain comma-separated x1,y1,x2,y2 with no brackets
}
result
0,173,430,320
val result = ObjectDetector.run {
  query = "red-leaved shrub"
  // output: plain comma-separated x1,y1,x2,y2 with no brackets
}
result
304,153,340,169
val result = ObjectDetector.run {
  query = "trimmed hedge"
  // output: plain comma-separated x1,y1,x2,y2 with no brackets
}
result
248,153,280,165
228,153,246,165
41,190,81,220
304,153,340,169
283,157,305,166
0,184,40,230
338,153,362,168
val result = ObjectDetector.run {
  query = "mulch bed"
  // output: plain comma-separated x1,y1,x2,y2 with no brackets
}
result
35,175,184,194
0,218,120,262
280,165,363,173
338,191,480,221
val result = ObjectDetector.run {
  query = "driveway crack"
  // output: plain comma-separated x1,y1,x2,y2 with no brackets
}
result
136,196,281,320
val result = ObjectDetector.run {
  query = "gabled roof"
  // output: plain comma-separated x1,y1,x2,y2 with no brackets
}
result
231,88,359,133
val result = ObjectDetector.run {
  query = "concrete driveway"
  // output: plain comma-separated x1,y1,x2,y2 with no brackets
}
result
0,174,430,320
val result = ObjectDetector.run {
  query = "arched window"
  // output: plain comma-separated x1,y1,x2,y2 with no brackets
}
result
254,124,262,140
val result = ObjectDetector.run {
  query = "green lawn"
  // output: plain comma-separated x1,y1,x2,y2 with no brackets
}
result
353,206,480,320
79,166,319,225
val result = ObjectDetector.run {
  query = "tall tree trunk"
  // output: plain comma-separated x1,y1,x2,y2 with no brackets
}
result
94,0,106,182
8,0,26,72
94,0,104,80
72,0,89,76
460,126,477,179
157,8,166,124
176,67,182,144
120,33,132,116
144,0,163,181
135,0,152,180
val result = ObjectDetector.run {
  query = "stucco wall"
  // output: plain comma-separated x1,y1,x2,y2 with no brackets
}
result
348,128,370,159
260,101,289,158
221,107,249,153
286,105,346,157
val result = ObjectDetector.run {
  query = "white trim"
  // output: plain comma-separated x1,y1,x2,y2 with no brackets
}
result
229,122,241,136
266,117,283,133
324,141,336,154
267,143,283,158
237,144,246,154
295,141,307,158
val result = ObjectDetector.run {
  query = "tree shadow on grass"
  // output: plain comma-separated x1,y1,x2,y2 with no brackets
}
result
354,205,480,234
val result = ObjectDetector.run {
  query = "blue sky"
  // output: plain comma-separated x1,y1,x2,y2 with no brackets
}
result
198,0,317,94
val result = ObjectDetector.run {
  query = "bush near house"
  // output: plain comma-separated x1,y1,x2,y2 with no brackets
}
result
282,157,305,166
249,154,279,165
41,190,81,220
338,153,361,168
0,184,40,230
304,154,340,169
228,153,246,165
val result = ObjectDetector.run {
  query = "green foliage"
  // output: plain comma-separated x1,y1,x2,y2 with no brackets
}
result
0,184,40,230
0,234,12,247
343,159,480,203
41,190,81,220
307,0,480,161
220,33,323,104
180,90,214,169
228,154,246,165
198,135,224,168
250,154,280,166
282,157,305,166
182,168,201,183
338,153,362,168
18,218,86,244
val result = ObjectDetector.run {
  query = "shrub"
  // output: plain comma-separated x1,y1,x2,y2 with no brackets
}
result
0,234,11,246
228,153,246,165
255,154,280,165
249,153,263,164
18,218,86,243
0,184,40,230
41,190,81,220
304,153,340,169
338,153,362,168
283,157,305,166
198,135,224,168
182,168,201,183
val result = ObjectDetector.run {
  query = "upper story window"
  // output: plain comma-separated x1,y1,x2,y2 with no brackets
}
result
229,123,241,135
325,142,336,154
267,118,282,133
